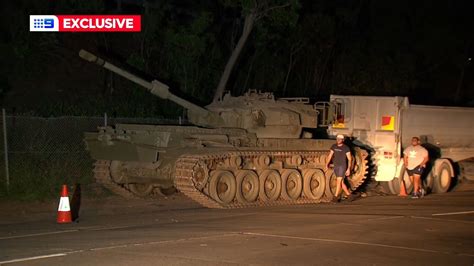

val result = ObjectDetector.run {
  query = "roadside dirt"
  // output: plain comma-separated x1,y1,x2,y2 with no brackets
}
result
0,184,195,225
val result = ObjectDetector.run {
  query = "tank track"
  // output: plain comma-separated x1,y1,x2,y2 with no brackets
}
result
93,148,368,208
93,160,141,199
174,149,369,209
350,147,370,190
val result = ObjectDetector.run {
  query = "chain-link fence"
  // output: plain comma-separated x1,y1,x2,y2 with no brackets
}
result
0,113,183,199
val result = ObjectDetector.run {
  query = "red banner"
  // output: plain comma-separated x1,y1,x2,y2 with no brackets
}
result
57,15,141,32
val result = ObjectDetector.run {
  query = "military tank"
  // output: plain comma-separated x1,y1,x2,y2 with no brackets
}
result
79,49,368,208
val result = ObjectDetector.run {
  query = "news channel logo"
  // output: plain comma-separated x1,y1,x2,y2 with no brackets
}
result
30,15,59,32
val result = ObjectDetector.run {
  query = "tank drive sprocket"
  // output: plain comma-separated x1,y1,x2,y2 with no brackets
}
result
324,147,369,196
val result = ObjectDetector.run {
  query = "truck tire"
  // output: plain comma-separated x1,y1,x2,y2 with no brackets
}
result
423,171,434,194
458,161,474,182
379,181,392,195
433,160,452,193
388,169,413,195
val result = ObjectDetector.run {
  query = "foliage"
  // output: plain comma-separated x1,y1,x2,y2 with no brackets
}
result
0,0,472,115
0,155,93,201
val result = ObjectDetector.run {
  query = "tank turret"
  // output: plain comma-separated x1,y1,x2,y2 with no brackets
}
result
206,90,318,138
80,49,319,138
79,49,224,128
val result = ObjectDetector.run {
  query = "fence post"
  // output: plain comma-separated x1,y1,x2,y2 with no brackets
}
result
104,112,108,127
2,108,9,192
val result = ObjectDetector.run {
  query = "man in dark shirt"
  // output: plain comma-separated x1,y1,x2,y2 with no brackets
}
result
326,134,353,202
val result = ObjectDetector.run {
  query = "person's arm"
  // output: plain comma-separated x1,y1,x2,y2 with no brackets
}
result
421,149,429,168
345,152,352,176
403,152,408,167
326,150,334,171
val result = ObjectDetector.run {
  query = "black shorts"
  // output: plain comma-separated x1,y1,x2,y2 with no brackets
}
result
334,165,347,178
407,165,425,176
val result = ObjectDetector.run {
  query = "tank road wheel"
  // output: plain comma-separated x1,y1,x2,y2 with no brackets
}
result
110,161,126,184
302,169,326,200
235,170,259,203
324,169,337,197
259,170,282,201
256,155,271,168
192,161,209,190
227,156,243,168
433,161,452,193
286,155,303,166
159,187,177,196
209,170,237,204
128,183,155,197
280,169,303,200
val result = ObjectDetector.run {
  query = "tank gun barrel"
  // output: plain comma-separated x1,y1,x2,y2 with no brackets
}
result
79,49,223,128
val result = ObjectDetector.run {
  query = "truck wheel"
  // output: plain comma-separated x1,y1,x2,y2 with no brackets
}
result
388,171,413,195
379,181,392,195
433,161,452,193
423,171,434,194
459,161,474,182
387,178,399,195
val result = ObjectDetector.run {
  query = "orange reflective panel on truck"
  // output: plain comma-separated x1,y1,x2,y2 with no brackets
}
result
381,115,395,131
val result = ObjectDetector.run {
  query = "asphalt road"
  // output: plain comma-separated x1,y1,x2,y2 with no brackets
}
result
1,189,473,266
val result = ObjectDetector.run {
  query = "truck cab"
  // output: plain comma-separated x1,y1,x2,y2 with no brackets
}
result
326,95,407,182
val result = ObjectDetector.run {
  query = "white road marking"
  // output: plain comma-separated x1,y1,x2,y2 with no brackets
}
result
241,232,474,257
0,233,239,264
412,216,474,224
363,215,405,222
73,233,240,253
89,225,139,231
0,230,78,240
0,253,67,264
0,225,142,240
432,210,474,216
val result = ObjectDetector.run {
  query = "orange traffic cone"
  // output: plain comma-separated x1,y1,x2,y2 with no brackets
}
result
57,185,72,223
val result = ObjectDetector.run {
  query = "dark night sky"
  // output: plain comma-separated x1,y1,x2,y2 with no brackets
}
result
0,0,473,116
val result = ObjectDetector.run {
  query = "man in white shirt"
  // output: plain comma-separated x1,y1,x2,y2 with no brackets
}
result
401,136,429,198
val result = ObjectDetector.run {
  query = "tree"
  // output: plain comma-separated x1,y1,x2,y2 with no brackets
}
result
213,0,298,102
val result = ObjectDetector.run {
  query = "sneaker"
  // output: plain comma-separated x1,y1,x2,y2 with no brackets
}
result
347,194,356,202
419,188,425,198
331,196,340,203
341,194,352,201
411,192,419,199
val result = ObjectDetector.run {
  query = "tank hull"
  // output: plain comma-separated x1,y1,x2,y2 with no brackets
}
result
86,124,369,207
